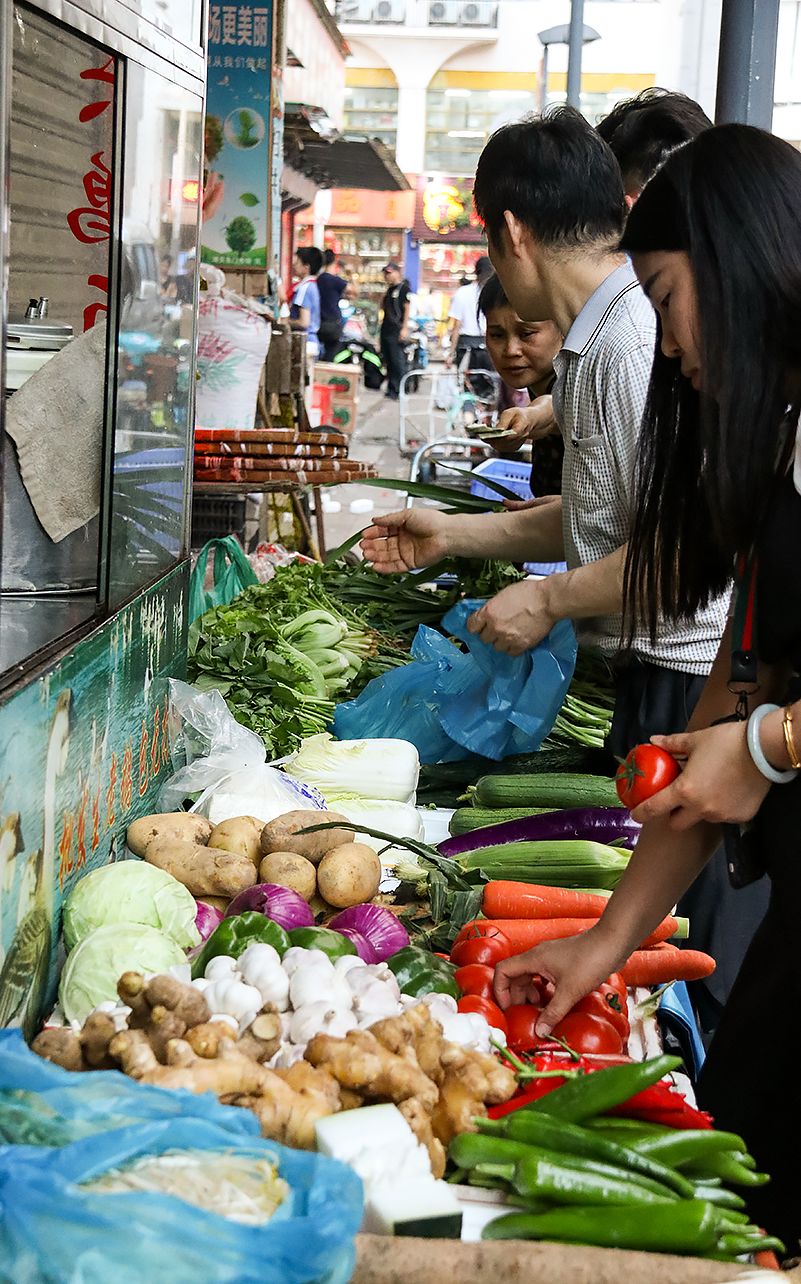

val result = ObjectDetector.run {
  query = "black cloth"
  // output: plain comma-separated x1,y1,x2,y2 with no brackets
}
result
318,319,344,363
696,469,801,1256
317,271,346,323
380,279,410,338
530,435,564,498
380,332,407,398
608,658,769,1035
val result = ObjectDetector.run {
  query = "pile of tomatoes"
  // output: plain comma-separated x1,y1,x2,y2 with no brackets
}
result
450,928,630,1056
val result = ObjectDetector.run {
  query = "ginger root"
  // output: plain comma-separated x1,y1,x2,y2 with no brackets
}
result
305,1028,438,1110
31,1027,85,1072
234,1061,341,1149
399,1097,446,1179
79,1011,118,1069
118,971,209,1032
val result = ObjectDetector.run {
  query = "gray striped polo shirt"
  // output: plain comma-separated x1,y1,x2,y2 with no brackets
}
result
551,261,728,674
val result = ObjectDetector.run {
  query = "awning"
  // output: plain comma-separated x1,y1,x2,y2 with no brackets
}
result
283,104,410,194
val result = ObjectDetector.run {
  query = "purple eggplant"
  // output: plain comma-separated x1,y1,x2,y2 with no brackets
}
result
438,806,640,858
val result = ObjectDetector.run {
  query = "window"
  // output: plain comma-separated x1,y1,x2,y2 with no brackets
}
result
425,83,536,175
343,85,399,154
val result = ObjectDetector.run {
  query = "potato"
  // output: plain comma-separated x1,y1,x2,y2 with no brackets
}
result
209,816,263,867
197,895,230,914
316,842,381,909
127,813,212,858
260,810,354,865
144,837,256,898
258,851,317,902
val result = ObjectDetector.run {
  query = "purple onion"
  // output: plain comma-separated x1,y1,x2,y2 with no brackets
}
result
194,900,224,942
329,903,410,962
336,927,379,964
225,883,314,931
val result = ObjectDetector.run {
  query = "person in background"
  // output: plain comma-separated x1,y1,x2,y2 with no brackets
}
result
493,124,801,1255
290,246,322,362
446,254,494,371
499,88,713,452
477,273,563,496
379,261,410,401
317,249,349,362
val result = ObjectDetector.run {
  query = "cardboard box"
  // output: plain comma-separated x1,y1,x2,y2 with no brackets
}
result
314,361,361,402
330,394,358,435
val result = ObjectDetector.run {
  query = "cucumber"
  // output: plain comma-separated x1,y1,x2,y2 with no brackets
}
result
449,807,552,836
473,773,621,811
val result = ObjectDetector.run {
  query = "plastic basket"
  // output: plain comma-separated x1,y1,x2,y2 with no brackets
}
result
191,495,247,547
469,456,533,502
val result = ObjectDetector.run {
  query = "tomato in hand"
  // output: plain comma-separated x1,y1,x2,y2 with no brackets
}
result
451,928,510,969
458,994,508,1035
552,1012,624,1056
454,963,495,999
505,1003,545,1054
615,744,680,809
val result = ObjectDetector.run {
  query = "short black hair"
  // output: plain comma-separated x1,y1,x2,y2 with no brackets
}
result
322,248,336,267
296,246,323,275
474,106,626,250
597,88,712,193
477,273,508,318
475,254,493,283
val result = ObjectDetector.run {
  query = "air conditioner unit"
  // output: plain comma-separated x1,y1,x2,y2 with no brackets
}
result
429,1,461,26
372,0,404,21
337,0,366,19
459,1,488,26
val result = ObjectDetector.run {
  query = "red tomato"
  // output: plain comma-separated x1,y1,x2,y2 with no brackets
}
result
458,994,508,1035
572,993,629,1041
553,1012,624,1056
454,963,495,999
451,930,510,969
615,744,680,809
505,1003,545,1054
597,981,630,1036
605,972,628,1005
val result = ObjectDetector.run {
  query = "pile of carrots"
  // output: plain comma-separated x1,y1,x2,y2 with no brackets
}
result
453,881,716,989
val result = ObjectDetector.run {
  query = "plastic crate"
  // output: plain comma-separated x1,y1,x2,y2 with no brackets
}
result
191,494,247,547
469,456,533,502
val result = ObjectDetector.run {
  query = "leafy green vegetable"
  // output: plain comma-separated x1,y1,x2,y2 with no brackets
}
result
59,925,186,1024
63,862,201,952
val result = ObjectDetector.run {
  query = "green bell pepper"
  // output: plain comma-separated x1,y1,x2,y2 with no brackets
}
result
287,926,356,961
191,911,290,979
387,945,460,1000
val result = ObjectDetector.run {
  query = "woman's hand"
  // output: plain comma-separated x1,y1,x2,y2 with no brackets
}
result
631,722,772,830
493,927,625,1036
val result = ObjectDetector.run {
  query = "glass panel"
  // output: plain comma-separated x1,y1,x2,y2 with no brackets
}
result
117,0,205,47
343,87,399,154
108,64,202,607
2,5,118,675
424,86,536,175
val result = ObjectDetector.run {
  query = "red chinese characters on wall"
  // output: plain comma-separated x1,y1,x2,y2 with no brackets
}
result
67,57,115,332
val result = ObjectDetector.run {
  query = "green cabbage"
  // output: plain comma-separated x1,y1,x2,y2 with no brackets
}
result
63,861,200,952
59,925,187,1024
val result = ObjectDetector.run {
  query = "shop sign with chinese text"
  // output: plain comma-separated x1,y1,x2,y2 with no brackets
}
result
412,174,485,244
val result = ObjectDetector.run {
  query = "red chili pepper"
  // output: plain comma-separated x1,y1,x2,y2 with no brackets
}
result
610,1081,714,1130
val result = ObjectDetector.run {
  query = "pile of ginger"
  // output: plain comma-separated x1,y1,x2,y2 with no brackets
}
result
32,972,516,1173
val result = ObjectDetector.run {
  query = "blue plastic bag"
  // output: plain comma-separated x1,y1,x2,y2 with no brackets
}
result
334,599,576,763
0,1029,259,1146
0,1115,363,1284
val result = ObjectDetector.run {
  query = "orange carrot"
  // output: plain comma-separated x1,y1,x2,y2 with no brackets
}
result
482,881,611,920
620,946,716,987
455,916,677,955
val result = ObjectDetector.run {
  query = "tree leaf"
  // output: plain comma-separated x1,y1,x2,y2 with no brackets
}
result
240,192,260,206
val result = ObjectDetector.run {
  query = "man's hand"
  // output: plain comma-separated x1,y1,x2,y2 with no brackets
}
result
631,723,773,831
503,494,561,513
481,397,557,452
360,508,451,574
467,578,557,655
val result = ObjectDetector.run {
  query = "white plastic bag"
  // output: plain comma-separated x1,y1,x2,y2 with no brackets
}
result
160,680,325,823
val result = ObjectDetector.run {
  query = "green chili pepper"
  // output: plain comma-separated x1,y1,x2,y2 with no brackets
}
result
449,1132,532,1171
387,945,460,999
585,1117,673,1136
287,926,357,961
483,1200,724,1253
479,1111,694,1198
191,911,290,979
632,1128,748,1166
530,1054,682,1124
685,1151,770,1188
692,1184,746,1210
717,1232,784,1259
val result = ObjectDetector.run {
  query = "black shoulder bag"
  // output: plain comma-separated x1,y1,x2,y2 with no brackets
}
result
714,554,765,889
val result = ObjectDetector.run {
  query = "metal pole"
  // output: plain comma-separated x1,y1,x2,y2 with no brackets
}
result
715,0,780,127
540,44,549,115
566,0,585,108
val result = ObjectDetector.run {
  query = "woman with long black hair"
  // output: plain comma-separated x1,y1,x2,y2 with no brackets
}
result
493,123,801,1254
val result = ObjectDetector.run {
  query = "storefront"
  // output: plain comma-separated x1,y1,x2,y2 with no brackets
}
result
411,174,488,327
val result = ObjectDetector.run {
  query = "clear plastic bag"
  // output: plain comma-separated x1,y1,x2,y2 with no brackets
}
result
334,600,576,763
0,1112,362,1284
160,680,325,823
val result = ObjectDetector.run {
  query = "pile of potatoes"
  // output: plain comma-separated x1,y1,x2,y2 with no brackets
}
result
126,809,382,914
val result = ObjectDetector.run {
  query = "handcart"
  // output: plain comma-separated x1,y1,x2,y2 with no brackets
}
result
398,368,503,457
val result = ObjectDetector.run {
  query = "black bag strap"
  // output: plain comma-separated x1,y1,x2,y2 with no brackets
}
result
719,553,760,724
